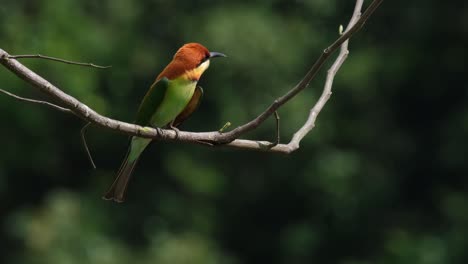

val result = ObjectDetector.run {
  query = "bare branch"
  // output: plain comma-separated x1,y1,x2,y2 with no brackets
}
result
285,0,365,152
215,0,382,144
0,88,73,114
0,0,382,154
7,54,111,69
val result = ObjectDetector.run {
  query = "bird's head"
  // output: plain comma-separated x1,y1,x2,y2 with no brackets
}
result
159,43,226,81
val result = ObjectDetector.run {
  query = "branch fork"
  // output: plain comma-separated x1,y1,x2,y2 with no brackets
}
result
0,0,382,154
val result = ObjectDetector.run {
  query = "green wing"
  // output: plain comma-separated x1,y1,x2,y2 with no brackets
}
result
173,86,203,127
135,77,169,126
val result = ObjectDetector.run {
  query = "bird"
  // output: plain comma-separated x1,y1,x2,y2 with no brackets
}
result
103,43,226,202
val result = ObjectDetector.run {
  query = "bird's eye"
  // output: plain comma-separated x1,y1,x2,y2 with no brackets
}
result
198,55,209,66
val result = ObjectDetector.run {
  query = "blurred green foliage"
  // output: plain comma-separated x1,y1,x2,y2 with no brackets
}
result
1,0,467,263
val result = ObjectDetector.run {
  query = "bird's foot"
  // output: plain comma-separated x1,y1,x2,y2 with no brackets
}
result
169,121,180,139
155,127,164,137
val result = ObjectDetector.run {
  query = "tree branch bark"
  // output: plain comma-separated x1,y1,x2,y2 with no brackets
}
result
0,0,382,154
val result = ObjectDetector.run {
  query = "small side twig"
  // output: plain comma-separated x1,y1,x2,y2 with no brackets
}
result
218,122,231,133
262,111,281,148
7,54,111,69
271,111,280,146
0,88,73,114
81,122,96,169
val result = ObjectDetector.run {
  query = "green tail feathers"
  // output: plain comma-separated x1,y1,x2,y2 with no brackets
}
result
103,137,151,202
102,157,139,202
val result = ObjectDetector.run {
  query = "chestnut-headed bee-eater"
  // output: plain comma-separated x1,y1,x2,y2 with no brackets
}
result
103,43,226,202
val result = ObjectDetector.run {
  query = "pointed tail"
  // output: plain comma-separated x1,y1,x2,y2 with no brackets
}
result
103,137,151,202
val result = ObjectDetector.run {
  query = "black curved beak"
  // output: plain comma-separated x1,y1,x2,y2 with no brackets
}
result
209,51,227,58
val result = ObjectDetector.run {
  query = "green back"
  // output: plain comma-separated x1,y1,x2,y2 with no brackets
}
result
135,77,169,126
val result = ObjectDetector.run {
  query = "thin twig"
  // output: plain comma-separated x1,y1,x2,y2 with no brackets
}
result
8,54,111,69
0,88,73,114
269,111,280,147
81,122,97,169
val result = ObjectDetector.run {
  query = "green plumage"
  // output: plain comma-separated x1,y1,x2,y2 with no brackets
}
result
103,76,199,202
103,42,226,202
135,77,170,126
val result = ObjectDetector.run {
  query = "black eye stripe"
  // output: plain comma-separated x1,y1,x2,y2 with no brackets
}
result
198,55,210,66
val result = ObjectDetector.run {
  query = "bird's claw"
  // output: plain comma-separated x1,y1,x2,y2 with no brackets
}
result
169,121,180,139
155,127,164,137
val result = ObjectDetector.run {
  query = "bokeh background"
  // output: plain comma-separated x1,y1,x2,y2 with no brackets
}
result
1,0,467,263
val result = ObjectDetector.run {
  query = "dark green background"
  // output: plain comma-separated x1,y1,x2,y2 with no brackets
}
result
1,0,467,263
